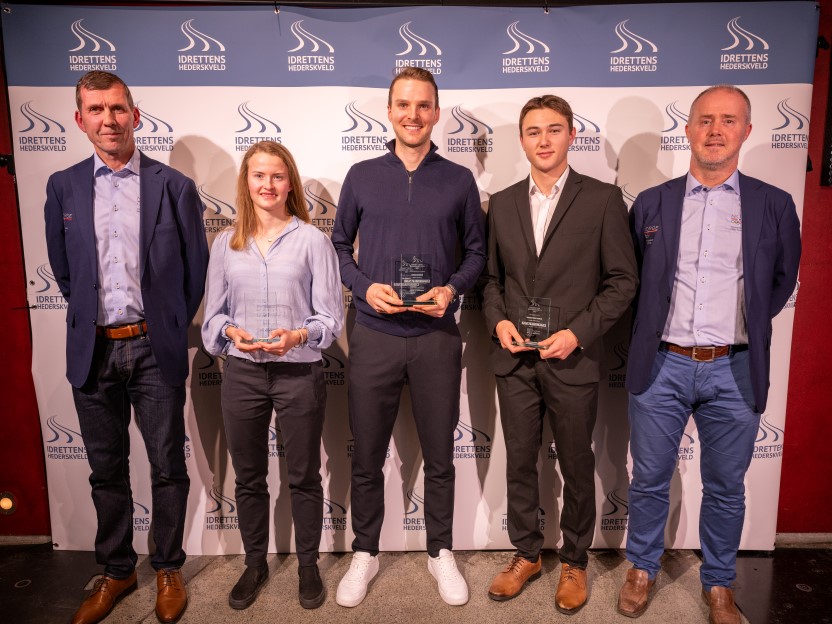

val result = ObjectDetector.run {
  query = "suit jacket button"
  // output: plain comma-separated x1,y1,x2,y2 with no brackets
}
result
655,331,661,338
666,296,670,302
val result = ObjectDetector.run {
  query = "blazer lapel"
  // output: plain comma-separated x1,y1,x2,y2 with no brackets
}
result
539,168,580,255
71,157,97,277
512,176,536,255
739,171,764,300
139,153,163,280
661,176,686,293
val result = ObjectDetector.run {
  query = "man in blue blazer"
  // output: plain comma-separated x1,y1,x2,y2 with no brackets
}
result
618,85,801,624
44,71,208,624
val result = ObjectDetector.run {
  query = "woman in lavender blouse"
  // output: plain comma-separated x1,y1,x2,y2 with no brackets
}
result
202,141,343,610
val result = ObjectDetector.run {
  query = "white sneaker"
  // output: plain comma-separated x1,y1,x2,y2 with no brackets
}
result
336,551,379,607
428,549,469,605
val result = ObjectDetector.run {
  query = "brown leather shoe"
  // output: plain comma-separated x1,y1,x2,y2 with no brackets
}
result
71,571,137,624
617,568,656,617
702,586,741,624
155,569,188,623
487,555,542,601
555,562,587,614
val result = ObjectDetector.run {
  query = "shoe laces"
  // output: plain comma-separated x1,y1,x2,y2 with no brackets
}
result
433,553,462,582
561,565,581,585
346,555,372,581
504,555,527,576
159,570,176,588
91,576,111,595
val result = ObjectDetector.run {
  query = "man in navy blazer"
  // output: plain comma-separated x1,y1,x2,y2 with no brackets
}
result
44,71,208,624
618,86,800,624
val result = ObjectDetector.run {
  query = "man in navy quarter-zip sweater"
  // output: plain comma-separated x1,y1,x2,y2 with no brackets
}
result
331,66,485,609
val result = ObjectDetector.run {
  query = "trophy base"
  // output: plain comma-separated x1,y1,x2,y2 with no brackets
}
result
512,340,544,349
391,299,438,307
240,338,280,344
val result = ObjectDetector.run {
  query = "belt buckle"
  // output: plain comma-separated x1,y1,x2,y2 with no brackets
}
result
691,346,716,362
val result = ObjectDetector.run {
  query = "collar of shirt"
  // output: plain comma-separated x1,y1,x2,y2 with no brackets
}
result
93,147,141,178
529,165,570,200
685,169,740,198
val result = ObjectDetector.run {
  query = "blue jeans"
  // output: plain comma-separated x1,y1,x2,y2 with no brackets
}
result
626,348,759,589
72,334,188,579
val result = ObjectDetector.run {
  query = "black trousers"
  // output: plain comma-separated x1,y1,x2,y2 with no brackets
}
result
496,356,598,568
348,323,462,558
221,356,326,567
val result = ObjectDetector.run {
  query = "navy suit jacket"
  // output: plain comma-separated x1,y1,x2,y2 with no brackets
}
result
481,170,638,384
626,172,801,413
44,152,209,388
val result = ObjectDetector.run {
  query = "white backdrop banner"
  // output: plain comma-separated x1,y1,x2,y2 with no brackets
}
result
2,2,816,554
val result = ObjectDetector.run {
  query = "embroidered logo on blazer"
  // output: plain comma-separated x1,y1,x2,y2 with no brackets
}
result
643,225,659,245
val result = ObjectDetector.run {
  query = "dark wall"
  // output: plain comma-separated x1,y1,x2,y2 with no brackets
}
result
0,45,51,535
778,0,832,533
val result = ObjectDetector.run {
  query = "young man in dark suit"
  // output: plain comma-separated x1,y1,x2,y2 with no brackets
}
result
44,71,208,624
481,95,638,613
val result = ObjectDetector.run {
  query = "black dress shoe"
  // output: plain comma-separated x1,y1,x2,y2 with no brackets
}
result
229,564,268,610
298,565,325,609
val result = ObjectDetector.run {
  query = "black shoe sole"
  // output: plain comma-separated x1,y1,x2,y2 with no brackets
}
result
299,587,326,609
229,578,268,610
487,570,541,602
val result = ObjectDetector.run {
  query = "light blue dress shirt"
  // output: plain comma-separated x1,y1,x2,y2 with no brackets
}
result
93,148,143,326
663,170,747,347
202,218,344,363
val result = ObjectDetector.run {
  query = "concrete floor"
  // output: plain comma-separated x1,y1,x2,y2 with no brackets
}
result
97,549,746,623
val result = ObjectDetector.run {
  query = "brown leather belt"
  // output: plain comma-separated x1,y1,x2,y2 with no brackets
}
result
96,321,147,340
661,341,747,362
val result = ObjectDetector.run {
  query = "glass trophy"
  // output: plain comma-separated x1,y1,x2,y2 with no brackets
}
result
514,297,552,348
391,254,436,306
241,292,292,344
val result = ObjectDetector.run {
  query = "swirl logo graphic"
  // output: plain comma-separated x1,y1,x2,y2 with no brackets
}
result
573,113,600,134
206,487,236,514
343,102,387,134
19,103,65,134
448,106,493,135
773,99,809,131
69,19,115,52
662,101,689,133
304,184,336,218
193,345,216,370
609,342,629,371
756,415,784,444
610,20,657,54
620,185,638,205
179,19,225,52
454,421,492,443
198,186,236,217
321,352,346,369
45,416,82,444
503,21,549,55
135,109,173,134
31,263,58,293
405,488,426,515
288,20,334,53
268,425,283,441
132,501,151,515
396,22,442,56
323,498,347,515
722,17,769,51
236,103,281,134
603,489,629,516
